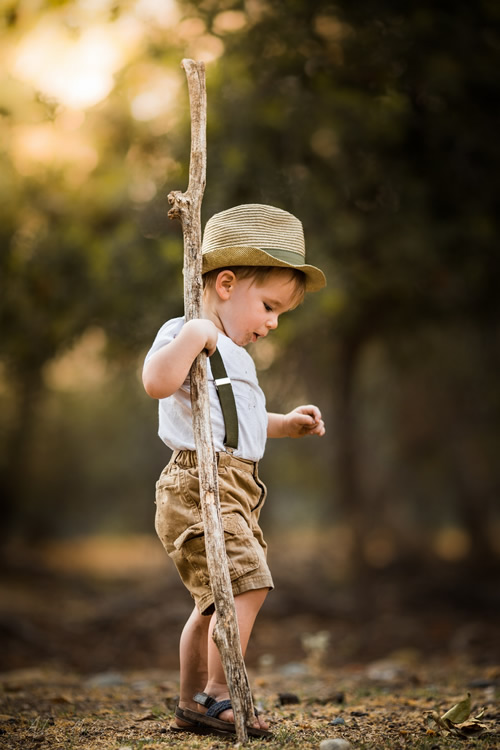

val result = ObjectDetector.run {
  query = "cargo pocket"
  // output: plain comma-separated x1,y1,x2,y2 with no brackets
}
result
172,513,260,588
155,473,178,551
155,467,203,554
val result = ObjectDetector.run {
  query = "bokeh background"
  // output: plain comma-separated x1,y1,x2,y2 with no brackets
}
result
1,0,499,674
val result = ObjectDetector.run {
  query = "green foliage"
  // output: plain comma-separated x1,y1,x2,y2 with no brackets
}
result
0,0,499,566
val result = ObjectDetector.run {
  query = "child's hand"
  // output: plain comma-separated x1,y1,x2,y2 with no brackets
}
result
283,405,325,438
185,318,219,356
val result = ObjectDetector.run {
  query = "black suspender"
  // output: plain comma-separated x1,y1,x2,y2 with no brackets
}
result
209,348,239,451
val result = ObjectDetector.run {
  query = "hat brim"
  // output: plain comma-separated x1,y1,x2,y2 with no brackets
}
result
202,246,326,292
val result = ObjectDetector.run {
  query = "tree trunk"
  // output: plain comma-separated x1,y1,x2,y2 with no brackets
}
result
334,334,366,578
0,368,43,549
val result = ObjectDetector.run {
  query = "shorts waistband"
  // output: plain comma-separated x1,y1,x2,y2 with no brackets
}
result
171,449,258,474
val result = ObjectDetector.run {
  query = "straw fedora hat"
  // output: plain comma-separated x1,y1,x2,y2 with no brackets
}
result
201,204,326,292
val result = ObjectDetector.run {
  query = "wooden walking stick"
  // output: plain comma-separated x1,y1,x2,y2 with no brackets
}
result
167,58,256,744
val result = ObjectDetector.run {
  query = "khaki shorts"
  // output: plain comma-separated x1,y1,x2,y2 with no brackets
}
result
155,449,274,615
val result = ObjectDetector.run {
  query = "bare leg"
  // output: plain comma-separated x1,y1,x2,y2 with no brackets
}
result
176,588,269,729
203,587,269,729
176,605,210,726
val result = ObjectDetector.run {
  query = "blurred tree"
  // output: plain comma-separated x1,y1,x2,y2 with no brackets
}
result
186,0,500,569
0,1,186,541
0,0,499,576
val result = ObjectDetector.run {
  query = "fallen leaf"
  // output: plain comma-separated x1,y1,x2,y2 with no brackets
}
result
425,694,493,738
441,693,471,724
446,719,490,738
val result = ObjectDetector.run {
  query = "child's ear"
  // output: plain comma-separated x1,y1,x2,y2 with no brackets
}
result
215,270,237,300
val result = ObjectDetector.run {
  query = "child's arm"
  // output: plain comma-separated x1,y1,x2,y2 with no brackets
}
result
267,405,325,438
143,319,219,399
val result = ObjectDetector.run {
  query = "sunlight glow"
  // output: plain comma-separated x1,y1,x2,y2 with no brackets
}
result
250,338,279,370
128,177,157,203
213,10,248,34
176,17,206,40
313,15,350,41
310,127,339,159
42,535,167,578
12,122,99,178
11,20,134,109
131,91,165,120
186,34,225,64
433,527,471,562
130,71,181,121
134,0,180,28
43,328,110,391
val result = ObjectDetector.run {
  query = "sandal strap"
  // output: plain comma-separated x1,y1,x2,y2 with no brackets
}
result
193,692,217,709
206,699,233,718
194,692,259,719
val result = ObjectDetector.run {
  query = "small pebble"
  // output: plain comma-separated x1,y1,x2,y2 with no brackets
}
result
279,661,309,677
329,716,346,725
85,671,124,687
320,740,352,750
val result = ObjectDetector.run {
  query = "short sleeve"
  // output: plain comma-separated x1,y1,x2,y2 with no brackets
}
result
144,316,185,364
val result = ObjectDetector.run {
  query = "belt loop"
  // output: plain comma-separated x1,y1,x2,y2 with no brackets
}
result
218,451,230,469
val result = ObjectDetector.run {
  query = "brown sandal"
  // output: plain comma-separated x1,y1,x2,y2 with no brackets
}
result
182,693,272,739
170,706,233,737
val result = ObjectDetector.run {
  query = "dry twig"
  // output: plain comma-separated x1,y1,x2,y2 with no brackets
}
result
167,57,255,743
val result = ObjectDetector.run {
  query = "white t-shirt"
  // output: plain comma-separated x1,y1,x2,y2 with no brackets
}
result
145,316,268,461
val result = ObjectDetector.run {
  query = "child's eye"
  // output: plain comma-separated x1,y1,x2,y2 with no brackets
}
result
264,303,272,312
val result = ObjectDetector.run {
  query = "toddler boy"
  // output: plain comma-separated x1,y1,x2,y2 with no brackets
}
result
143,203,326,737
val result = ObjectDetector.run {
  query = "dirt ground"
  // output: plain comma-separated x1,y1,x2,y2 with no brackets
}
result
1,662,498,749
0,535,499,748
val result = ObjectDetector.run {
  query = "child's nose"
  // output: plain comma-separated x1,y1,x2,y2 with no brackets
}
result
267,314,278,329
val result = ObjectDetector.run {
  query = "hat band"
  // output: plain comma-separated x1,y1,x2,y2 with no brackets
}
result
258,247,306,265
